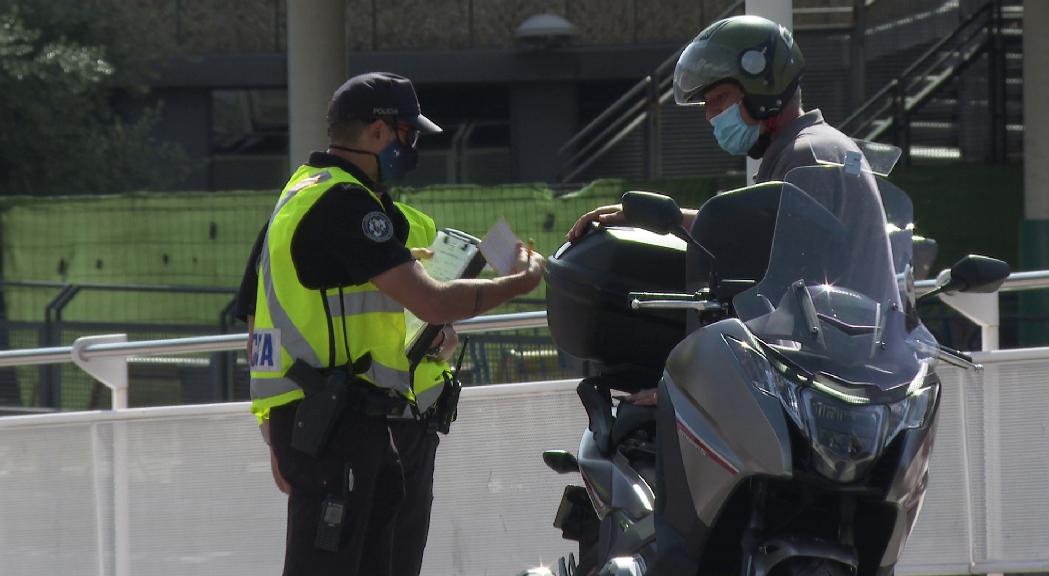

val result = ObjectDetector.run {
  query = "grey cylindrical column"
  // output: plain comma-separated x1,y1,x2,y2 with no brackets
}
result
1020,0,1048,346
746,0,793,183
1025,0,1049,221
287,0,347,169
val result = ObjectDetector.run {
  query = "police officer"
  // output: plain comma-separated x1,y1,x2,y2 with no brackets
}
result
246,72,543,576
566,14,859,245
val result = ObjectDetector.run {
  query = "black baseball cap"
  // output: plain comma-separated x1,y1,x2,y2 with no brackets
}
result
328,72,442,134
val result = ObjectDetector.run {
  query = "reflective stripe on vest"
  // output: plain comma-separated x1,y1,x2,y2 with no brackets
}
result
326,290,404,316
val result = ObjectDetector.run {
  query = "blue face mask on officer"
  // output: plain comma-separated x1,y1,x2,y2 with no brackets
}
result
330,120,421,182
710,102,761,156
377,122,419,182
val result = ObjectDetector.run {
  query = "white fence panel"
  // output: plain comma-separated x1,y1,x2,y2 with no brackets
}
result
2,358,1049,576
897,366,973,575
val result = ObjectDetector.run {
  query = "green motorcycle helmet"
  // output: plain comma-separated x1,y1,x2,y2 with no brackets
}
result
673,15,805,120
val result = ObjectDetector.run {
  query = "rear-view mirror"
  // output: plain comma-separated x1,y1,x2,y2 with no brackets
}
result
944,255,1010,293
918,255,1010,303
542,450,579,474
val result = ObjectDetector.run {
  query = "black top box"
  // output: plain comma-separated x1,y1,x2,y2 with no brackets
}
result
545,227,687,378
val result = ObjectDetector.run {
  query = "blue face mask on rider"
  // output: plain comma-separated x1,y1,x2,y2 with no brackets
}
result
711,102,761,156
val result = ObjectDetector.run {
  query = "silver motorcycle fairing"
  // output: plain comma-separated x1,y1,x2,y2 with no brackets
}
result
575,419,659,567
576,427,657,523
875,396,940,569
663,317,794,525
660,314,943,573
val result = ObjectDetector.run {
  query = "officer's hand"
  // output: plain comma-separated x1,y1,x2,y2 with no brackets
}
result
510,242,544,292
510,241,531,274
428,325,459,362
566,204,625,242
410,247,433,261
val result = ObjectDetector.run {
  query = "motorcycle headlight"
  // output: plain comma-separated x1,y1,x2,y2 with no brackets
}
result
725,336,805,430
886,363,939,434
802,389,885,482
726,336,939,483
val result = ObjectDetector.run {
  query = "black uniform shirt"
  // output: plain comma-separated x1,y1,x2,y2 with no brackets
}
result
232,152,412,321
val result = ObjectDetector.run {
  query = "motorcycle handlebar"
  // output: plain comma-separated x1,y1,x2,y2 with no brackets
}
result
936,344,983,372
628,291,723,312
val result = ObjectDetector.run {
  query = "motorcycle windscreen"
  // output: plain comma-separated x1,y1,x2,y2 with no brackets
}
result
878,176,914,278
732,165,935,391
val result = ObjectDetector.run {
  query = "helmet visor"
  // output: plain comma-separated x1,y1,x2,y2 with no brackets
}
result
673,40,742,106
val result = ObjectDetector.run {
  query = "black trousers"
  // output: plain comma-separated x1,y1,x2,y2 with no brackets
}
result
388,419,441,576
270,401,405,576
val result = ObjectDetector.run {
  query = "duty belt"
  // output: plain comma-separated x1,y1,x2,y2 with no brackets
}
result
285,358,406,457
286,359,407,417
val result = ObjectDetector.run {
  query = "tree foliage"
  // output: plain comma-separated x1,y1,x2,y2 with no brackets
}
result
0,1,187,195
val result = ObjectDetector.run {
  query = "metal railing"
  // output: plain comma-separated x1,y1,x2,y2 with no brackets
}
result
0,271,1045,576
838,0,1016,166
556,0,874,183
0,280,239,408
3,336,1049,575
0,270,1045,411
556,0,745,183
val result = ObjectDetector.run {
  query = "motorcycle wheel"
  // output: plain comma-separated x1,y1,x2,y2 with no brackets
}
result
776,558,853,576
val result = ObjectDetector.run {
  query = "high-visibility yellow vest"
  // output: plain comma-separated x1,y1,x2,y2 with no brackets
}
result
249,164,449,422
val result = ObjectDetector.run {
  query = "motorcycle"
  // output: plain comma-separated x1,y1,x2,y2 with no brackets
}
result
529,144,1010,576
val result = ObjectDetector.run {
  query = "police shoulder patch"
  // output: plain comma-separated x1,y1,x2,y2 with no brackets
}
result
362,211,394,242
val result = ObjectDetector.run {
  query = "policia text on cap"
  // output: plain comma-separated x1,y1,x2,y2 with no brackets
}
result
242,72,544,576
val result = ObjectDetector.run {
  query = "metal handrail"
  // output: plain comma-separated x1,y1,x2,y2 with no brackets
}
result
897,1,992,87
839,0,994,136
559,0,861,170
557,0,744,179
560,91,652,171
562,110,651,183
0,312,552,367
557,77,653,157
0,270,1045,368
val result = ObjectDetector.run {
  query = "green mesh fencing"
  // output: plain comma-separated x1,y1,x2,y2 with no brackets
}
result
0,178,726,410
0,165,1022,411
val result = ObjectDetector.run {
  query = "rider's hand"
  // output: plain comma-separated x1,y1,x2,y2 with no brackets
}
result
624,389,658,406
566,204,625,242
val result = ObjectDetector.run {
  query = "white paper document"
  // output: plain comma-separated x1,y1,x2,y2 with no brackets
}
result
479,217,522,276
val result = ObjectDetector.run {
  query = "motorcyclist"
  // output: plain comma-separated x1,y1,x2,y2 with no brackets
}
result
566,14,860,406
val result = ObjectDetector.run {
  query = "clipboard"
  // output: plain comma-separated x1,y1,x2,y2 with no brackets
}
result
405,228,486,365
